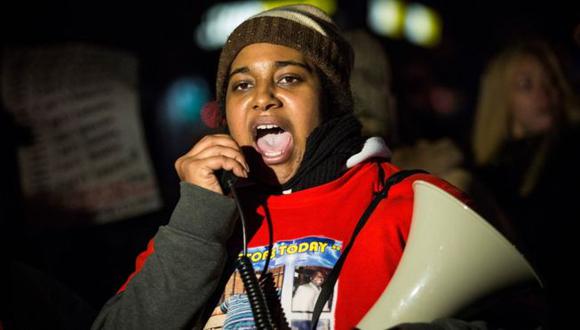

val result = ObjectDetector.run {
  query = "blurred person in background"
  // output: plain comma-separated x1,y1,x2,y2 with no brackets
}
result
471,39,580,328
346,31,547,328
344,30,472,189
345,29,514,234
343,29,398,145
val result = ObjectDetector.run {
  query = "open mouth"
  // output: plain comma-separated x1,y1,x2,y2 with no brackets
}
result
253,124,294,164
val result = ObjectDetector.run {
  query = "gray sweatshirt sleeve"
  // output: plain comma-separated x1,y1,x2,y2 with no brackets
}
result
91,182,238,330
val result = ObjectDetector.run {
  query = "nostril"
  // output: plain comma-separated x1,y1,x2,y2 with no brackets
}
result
264,103,279,111
252,87,281,111
253,101,280,112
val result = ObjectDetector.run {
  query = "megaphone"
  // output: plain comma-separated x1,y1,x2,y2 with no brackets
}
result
357,180,542,330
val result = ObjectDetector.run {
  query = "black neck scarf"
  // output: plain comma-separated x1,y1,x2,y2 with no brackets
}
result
278,114,365,192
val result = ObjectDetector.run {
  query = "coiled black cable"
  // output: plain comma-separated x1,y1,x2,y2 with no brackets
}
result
226,174,276,330
259,272,290,330
236,256,275,330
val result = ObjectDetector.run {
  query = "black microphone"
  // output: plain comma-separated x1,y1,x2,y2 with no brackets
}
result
218,170,238,195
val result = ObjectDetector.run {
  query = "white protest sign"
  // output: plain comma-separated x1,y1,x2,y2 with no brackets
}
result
2,44,162,224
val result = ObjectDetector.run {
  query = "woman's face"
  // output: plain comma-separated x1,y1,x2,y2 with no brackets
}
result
508,54,559,138
225,43,321,184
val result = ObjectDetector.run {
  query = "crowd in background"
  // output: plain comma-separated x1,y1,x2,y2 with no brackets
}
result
349,30,580,328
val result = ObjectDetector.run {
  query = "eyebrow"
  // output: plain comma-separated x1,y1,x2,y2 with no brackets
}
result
228,67,250,80
275,60,313,72
228,60,313,80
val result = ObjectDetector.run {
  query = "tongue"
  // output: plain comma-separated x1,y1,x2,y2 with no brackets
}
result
256,131,292,154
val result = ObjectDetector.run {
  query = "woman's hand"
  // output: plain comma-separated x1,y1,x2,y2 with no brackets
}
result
174,134,250,195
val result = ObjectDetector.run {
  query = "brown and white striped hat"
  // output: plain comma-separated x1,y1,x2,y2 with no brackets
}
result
215,4,354,121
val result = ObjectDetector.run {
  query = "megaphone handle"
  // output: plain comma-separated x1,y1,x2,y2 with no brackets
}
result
310,167,428,330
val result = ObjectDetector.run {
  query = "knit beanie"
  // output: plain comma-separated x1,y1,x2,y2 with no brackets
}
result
215,4,354,123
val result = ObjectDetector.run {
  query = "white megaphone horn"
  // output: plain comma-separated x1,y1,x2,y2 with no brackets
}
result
357,180,542,330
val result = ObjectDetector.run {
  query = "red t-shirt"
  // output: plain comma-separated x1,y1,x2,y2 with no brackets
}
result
205,161,467,330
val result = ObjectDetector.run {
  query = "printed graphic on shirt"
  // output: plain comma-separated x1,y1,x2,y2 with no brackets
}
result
204,236,342,330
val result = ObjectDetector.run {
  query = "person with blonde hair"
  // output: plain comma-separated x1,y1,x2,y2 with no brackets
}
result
472,40,579,197
472,39,580,328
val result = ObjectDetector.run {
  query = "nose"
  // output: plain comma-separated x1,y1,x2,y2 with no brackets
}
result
252,83,281,111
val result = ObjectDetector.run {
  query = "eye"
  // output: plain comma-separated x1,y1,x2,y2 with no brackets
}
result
232,80,253,92
278,75,302,85
516,75,533,92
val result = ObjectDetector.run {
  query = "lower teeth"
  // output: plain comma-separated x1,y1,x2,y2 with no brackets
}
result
264,151,282,157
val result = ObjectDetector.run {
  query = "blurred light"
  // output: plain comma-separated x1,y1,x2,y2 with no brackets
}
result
368,0,442,47
404,3,442,47
262,0,337,15
164,77,210,125
195,0,337,50
368,0,405,38
195,1,262,50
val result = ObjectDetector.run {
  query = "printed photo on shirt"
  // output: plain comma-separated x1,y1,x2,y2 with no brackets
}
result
204,236,342,330
292,267,331,312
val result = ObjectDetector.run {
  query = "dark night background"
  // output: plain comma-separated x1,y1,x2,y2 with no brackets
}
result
1,0,579,329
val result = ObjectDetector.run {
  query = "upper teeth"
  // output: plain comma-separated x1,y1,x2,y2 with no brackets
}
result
257,124,279,130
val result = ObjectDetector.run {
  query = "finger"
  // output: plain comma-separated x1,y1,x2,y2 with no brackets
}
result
215,156,250,179
175,146,250,175
177,155,248,183
198,156,248,179
193,145,249,172
187,135,242,158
